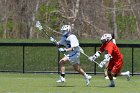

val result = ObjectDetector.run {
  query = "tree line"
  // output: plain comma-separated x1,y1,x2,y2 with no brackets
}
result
0,0,140,40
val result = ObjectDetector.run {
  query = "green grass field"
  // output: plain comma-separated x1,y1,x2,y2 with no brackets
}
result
0,73,140,93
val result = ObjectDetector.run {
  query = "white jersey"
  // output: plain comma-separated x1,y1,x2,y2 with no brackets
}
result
59,34,80,51
59,34,80,64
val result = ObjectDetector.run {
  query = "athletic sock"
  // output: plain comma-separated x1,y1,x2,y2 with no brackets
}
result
84,73,88,77
61,72,65,78
120,72,127,76
110,80,115,85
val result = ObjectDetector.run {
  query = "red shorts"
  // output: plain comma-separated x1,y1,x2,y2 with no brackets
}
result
108,59,123,74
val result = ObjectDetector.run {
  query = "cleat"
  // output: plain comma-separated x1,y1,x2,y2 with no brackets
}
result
105,76,109,79
126,71,130,81
85,75,92,86
105,76,116,80
56,76,65,83
113,77,117,80
108,84,115,87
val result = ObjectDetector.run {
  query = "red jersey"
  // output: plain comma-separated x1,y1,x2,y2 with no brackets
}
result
99,41,123,63
99,41,124,73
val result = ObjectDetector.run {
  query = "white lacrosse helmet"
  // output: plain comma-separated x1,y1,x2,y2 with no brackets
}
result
61,25,71,36
100,34,112,43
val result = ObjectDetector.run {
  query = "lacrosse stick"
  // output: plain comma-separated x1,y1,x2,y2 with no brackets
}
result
35,21,59,43
36,21,51,38
79,47,100,65
45,25,62,35
35,21,67,56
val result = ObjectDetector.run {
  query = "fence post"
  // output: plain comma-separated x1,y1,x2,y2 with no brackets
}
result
58,50,60,74
94,47,97,75
132,48,134,76
23,46,25,73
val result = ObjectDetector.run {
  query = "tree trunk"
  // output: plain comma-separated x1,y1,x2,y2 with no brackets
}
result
112,0,117,39
29,0,39,39
3,0,7,38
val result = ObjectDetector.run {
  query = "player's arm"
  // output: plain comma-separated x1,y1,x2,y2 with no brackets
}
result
88,51,101,61
98,53,112,68
65,35,79,52
59,35,79,52
98,49,112,68
88,44,105,61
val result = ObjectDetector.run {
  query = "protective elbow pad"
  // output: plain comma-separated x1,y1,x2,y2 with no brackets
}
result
103,54,112,62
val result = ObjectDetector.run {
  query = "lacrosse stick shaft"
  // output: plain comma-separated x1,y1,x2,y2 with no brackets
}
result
42,29,50,38
79,47,99,65
92,60,99,65
83,52,99,65
45,25,62,35
82,52,89,58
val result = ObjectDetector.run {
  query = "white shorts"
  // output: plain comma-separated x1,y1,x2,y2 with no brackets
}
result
68,51,80,65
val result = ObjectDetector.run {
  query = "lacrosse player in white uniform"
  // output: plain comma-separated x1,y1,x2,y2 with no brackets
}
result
50,25,92,86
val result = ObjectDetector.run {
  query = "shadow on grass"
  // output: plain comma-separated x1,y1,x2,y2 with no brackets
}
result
47,85,75,87
47,83,75,87
56,85,75,87
94,85,113,88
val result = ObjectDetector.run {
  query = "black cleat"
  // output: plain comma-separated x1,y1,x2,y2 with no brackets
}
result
108,84,115,87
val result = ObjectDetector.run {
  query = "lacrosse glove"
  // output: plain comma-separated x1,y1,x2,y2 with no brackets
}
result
59,48,67,52
50,37,55,42
98,61,106,68
88,56,97,61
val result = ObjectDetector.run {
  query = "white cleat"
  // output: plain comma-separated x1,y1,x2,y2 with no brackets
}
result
56,76,66,83
105,76,116,80
105,76,109,79
85,75,92,86
113,77,117,80
126,71,130,81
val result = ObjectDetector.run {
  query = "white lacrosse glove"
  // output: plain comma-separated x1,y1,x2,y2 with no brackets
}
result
50,37,55,42
88,56,97,61
89,51,101,61
59,48,67,52
88,56,96,61
98,61,106,68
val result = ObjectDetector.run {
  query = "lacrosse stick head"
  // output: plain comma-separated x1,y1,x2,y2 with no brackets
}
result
35,21,43,30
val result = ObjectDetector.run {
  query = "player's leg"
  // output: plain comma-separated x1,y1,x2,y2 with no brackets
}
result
105,63,116,80
107,69,115,87
70,53,92,86
107,61,116,87
105,69,117,80
120,71,130,81
113,60,130,81
104,68,109,79
56,56,69,83
104,63,109,79
108,61,124,87
73,63,92,86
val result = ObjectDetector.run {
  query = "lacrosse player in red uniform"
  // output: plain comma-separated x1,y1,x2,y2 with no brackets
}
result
104,34,116,80
50,25,92,86
89,33,130,87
